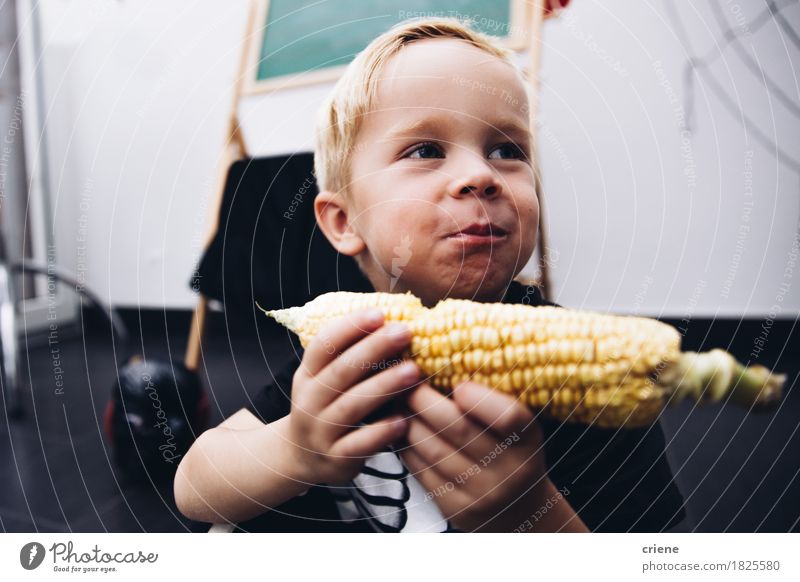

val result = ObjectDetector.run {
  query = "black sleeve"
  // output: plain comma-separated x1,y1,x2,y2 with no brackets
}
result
244,354,301,424
541,419,686,532
504,280,561,308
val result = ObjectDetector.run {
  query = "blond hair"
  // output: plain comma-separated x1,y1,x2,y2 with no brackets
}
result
313,17,523,194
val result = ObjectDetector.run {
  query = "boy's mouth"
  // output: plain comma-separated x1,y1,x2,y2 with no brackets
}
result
446,222,508,246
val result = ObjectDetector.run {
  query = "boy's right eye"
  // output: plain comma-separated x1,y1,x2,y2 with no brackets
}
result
404,142,444,159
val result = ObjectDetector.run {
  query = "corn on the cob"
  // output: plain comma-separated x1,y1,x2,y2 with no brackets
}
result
261,292,785,428
264,292,425,347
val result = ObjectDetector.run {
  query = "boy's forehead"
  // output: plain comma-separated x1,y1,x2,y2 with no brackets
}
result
370,38,529,126
381,38,513,80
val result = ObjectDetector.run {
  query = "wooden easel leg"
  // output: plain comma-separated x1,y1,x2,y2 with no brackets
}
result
527,0,553,301
184,2,259,374
184,296,208,372
535,168,552,302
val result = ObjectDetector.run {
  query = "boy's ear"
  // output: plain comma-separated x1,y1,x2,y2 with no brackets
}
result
314,190,365,257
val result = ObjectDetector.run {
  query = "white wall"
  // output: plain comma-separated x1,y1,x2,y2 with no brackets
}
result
36,0,799,316
534,0,800,317
36,0,250,309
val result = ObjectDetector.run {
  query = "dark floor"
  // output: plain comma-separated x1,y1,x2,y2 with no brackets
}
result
1,309,798,532
0,308,290,533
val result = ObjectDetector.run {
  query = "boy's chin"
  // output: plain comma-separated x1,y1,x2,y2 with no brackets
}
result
383,261,522,304
440,274,515,303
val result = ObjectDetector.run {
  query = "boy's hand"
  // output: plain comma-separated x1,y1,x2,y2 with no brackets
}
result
399,381,549,532
286,309,419,486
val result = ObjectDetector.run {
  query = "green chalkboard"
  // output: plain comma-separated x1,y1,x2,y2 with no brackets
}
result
254,0,522,86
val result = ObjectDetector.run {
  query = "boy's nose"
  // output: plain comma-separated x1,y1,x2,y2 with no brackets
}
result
447,165,502,199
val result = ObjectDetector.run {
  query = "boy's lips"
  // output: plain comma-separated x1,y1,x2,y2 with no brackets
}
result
446,222,509,247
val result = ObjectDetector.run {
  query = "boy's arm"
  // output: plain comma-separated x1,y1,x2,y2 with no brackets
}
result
174,410,309,524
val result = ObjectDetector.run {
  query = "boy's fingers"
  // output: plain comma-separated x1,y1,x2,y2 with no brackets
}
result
330,415,408,459
406,384,487,461
314,322,412,406
400,446,449,491
299,309,385,378
402,418,474,477
452,381,535,436
321,361,420,430
400,447,471,512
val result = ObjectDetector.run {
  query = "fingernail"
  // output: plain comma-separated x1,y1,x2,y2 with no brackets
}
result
364,309,384,325
399,361,419,380
391,417,408,433
385,322,410,338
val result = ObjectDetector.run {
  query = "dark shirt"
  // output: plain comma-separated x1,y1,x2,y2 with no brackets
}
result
239,282,686,532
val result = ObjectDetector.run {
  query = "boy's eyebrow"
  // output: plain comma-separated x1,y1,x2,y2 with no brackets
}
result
383,117,449,141
383,115,532,142
490,116,533,142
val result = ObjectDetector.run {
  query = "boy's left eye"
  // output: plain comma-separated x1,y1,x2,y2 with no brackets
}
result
488,143,526,160
405,142,444,159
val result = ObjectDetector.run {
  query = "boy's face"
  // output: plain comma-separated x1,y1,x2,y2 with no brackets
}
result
320,38,539,306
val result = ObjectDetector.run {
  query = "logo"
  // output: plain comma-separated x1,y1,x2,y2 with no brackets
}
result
20,542,46,570
390,233,412,291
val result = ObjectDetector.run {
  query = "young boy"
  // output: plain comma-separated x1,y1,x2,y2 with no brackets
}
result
174,17,685,532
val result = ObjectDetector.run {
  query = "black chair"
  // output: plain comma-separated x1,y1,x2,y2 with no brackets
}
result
185,151,372,380
194,152,371,321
